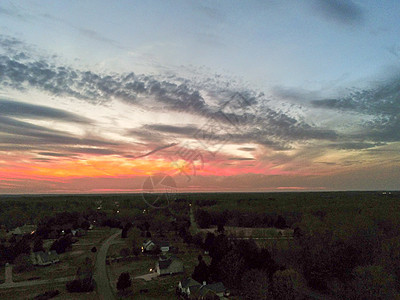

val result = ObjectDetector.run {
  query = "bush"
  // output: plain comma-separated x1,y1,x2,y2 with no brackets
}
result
33,290,60,300
272,269,305,300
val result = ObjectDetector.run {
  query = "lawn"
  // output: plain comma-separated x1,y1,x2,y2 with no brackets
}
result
0,281,98,300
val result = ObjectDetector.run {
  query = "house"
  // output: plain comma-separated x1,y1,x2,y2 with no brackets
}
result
178,278,228,299
201,282,227,298
142,240,157,252
31,251,60,266
155,255,183,276
178,277,202,296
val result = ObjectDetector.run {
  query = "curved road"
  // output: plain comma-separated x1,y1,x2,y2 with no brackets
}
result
94,229,121,300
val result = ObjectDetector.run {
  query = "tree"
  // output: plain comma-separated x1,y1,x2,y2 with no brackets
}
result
195,209,213,228
80,220,90,230
13,254,34,273
50,235,73,254
218,249,245,289
241,269,272,300
192,255,209,283
33,238,44,253
91,246,97,253
204,233,215,252
348,265,396,300
121,227,128,238
192,232,204,247
117,272,131,291
272,269,306,300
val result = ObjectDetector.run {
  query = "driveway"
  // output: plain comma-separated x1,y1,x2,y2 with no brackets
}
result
134,272,158,281
5,264,12,284
0,276,75,289
93,229,121,300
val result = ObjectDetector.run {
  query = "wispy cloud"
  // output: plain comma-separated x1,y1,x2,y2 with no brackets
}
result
0,99,92,123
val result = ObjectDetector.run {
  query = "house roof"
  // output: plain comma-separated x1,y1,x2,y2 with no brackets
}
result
191,282,226,297
34,250,59,263
153,240,170,247
10,225,36,235
158,258,172,270
205,282,225,293
143,240,154,247
181,277,201,288
158,256,181,270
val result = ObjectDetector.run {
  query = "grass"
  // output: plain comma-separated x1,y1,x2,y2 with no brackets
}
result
0,281,98,300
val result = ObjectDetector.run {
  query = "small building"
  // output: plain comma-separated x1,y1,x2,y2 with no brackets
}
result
155,255,183,276
31,251,60,266
71,228,87,237
157,240,170,252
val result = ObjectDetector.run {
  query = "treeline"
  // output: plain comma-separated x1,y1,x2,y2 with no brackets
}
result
194,208,289,229
289,209,400,298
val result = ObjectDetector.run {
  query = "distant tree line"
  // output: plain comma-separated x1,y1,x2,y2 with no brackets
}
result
194,208,288,229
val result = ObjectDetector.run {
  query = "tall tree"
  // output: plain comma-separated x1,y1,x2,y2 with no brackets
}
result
117,272,132,291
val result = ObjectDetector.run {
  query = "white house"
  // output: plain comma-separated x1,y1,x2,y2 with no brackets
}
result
155,255,183,276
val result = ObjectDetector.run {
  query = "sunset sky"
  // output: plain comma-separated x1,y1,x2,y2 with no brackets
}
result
1,0,399,193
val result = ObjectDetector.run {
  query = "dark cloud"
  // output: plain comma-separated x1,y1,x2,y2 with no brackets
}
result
134,143,178,159
311,76,400,143
37,152,74,157
65,147,120,155
238,147,256,152
0,35,342,151
0,99,91,123
330,142,385,150
0,115,116,149
312,0,364,26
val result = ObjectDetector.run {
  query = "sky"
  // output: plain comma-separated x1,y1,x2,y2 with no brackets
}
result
0,0,399,194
